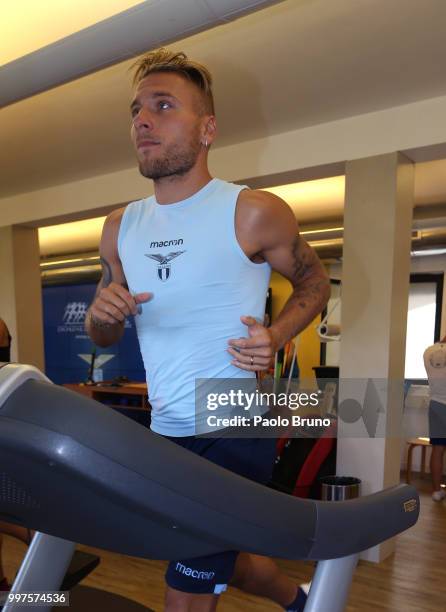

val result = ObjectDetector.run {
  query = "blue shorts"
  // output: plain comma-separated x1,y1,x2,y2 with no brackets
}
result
163,435,277,594
429,399,446,445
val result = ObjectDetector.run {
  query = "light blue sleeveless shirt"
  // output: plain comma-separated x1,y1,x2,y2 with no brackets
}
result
118,178,271,436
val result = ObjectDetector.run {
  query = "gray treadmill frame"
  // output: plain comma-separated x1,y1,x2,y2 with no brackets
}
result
4,534,358,612
0,364,417,612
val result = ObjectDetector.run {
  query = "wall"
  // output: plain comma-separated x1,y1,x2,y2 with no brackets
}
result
3,93,446,228
329,256,445,475
329,254,446,347
0,227,18,361
0,226,44,369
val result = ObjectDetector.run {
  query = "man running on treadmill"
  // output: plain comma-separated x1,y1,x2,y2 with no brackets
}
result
86,48,329,612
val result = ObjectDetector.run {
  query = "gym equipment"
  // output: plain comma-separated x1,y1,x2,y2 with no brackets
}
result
0,363,419,611
59,550,100,591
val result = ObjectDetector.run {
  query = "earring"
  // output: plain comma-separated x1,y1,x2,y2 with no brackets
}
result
204,139,208,148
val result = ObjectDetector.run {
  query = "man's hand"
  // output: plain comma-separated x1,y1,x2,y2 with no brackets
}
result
89,282,152,327
227,315,278,372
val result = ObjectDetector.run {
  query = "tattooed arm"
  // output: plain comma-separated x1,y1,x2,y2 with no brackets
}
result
86,208,152,347
227,190,330,371
267,232,330,350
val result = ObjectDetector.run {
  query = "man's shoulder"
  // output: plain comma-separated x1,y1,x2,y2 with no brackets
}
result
424,344,446,369
100,207,127,254
238,188,286,209
424,344,435,358
236,188,297,235
105,206,126,224
238,188,294,220
425,343,446,353
105,197,151,224
103,206,130,236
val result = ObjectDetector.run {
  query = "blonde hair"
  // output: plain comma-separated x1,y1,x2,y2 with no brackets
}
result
132,48,214,115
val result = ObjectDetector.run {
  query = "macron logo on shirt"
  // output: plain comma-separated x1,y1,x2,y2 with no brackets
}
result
175,562,215,580
150,239,184,248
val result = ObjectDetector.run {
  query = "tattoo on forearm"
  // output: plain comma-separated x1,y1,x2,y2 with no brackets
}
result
289,278,330,310
292,236,313,283
271,238,330,342
100,257,113,288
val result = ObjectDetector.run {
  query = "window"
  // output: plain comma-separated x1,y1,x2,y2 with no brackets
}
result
404,274,444,379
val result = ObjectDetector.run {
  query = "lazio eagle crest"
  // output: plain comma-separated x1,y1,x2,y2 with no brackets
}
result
145,251,186,282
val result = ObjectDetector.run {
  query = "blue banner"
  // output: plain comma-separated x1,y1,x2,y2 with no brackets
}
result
43,283,145,384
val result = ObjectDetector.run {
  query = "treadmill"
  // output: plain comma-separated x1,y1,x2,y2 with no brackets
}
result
0,363,419,611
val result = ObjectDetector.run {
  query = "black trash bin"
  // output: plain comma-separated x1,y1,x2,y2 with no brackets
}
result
320,476,361,501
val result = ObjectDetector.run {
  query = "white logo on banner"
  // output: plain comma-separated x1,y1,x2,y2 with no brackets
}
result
58,302,89,333
78,354,115,368
63,302,88,323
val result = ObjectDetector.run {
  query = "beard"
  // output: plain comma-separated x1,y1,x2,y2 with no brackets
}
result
138,132,202,181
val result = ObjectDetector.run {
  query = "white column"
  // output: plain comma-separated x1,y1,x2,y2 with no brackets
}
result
337,152,414,562
0,225,44,370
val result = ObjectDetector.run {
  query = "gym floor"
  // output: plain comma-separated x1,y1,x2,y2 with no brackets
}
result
2,477,445,611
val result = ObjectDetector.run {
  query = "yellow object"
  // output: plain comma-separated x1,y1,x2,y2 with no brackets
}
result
269,271,321,380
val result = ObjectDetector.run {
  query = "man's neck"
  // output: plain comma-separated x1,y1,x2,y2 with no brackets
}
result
153,168,213,205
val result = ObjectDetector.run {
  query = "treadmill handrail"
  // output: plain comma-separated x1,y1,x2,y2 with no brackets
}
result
0,368,419,561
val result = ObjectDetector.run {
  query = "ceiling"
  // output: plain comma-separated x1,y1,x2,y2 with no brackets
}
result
1,0,143,65
3,0,446,251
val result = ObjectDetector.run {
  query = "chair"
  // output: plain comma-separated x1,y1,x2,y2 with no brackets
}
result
406,437,431,483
